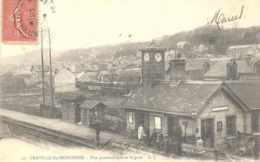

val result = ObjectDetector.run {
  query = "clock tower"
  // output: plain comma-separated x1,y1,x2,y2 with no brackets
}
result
140,42,166,87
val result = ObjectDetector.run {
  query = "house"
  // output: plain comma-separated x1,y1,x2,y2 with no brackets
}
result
30,65,50,84
226,44,260,59
120,43,260,149
184,59,212,80
197,44,208,54
14,67,31,78
77,71,100,83
75,71,85,81
165,59,212,81
177,41,191,50
76,71,102,93
204,57,260,80
54,69,77,92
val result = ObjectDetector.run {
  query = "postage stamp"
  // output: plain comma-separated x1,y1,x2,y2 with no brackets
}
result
2,0,38,43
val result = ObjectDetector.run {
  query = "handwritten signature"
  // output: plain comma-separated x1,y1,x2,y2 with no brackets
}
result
207,6,244,30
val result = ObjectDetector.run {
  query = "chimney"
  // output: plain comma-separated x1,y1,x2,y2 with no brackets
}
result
203,61,210,74
169,59,186,85
226,58,238,80
245,56,251,65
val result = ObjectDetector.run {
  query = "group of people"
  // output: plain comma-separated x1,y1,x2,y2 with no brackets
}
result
137,125,183,156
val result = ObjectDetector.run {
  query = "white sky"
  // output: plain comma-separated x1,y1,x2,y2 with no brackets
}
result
1,0,260,58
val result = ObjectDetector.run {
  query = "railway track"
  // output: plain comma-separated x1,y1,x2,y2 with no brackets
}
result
0,116,96,149
0,116,151,155
0,116,183,160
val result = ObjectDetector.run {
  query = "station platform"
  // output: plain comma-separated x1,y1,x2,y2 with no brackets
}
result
0,108,142,146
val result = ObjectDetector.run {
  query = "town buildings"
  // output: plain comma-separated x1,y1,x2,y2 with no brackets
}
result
30,65,50,84
227,44,260,59
204,56,260,80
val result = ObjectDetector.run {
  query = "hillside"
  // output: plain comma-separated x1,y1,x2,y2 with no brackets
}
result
55,25,260,61
1,49,63,66
2,25,260,65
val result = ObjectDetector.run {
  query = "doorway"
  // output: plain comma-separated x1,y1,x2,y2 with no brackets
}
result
167,117,179,137
135,111,149,132
201,118,214,147
75,105,81,123
252,112,259,133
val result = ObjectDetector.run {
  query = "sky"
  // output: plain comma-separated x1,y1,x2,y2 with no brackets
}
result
1,0,260,58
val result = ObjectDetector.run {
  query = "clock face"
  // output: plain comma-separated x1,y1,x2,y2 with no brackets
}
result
155,53,162,62
144,53,150,62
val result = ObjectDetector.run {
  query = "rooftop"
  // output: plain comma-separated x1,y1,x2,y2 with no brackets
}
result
122,80,260,115
122,81,220,116
139,42,167,52
204,60,254,78
80,100,106,109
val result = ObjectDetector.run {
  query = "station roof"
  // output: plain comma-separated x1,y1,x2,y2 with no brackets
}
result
80,100,106,110
121,81,220,116
121,81,260,116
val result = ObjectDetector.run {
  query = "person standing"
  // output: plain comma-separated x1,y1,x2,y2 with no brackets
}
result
142,128,147,146
197,137,203,148
164,133,170,153
158,133,164,151
176,126,183,156
150,129,157,148
138,124,144,141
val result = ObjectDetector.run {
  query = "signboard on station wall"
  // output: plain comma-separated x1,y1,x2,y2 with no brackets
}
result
211,106,229,112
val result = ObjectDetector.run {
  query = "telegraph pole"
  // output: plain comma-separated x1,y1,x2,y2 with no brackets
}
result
41,27,46,105
48,28,54,114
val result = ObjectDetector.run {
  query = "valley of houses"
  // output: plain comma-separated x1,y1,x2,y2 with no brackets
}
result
2,42,260,154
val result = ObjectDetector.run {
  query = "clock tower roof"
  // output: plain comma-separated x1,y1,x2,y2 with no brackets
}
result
139,41,167,52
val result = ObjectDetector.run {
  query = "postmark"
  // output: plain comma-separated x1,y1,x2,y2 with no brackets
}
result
2,0,38,43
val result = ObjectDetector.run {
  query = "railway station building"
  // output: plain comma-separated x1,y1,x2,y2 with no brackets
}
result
121,43,260,148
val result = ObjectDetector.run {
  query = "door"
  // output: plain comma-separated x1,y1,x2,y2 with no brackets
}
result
135,111,150,131
252,112,259,133
143,113,150,132
75,105,81,123
201,118,214,147
168,117,179,137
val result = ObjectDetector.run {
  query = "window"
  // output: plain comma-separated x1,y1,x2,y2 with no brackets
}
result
226,116,236,136
128,112,133,124
155,117,162,129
